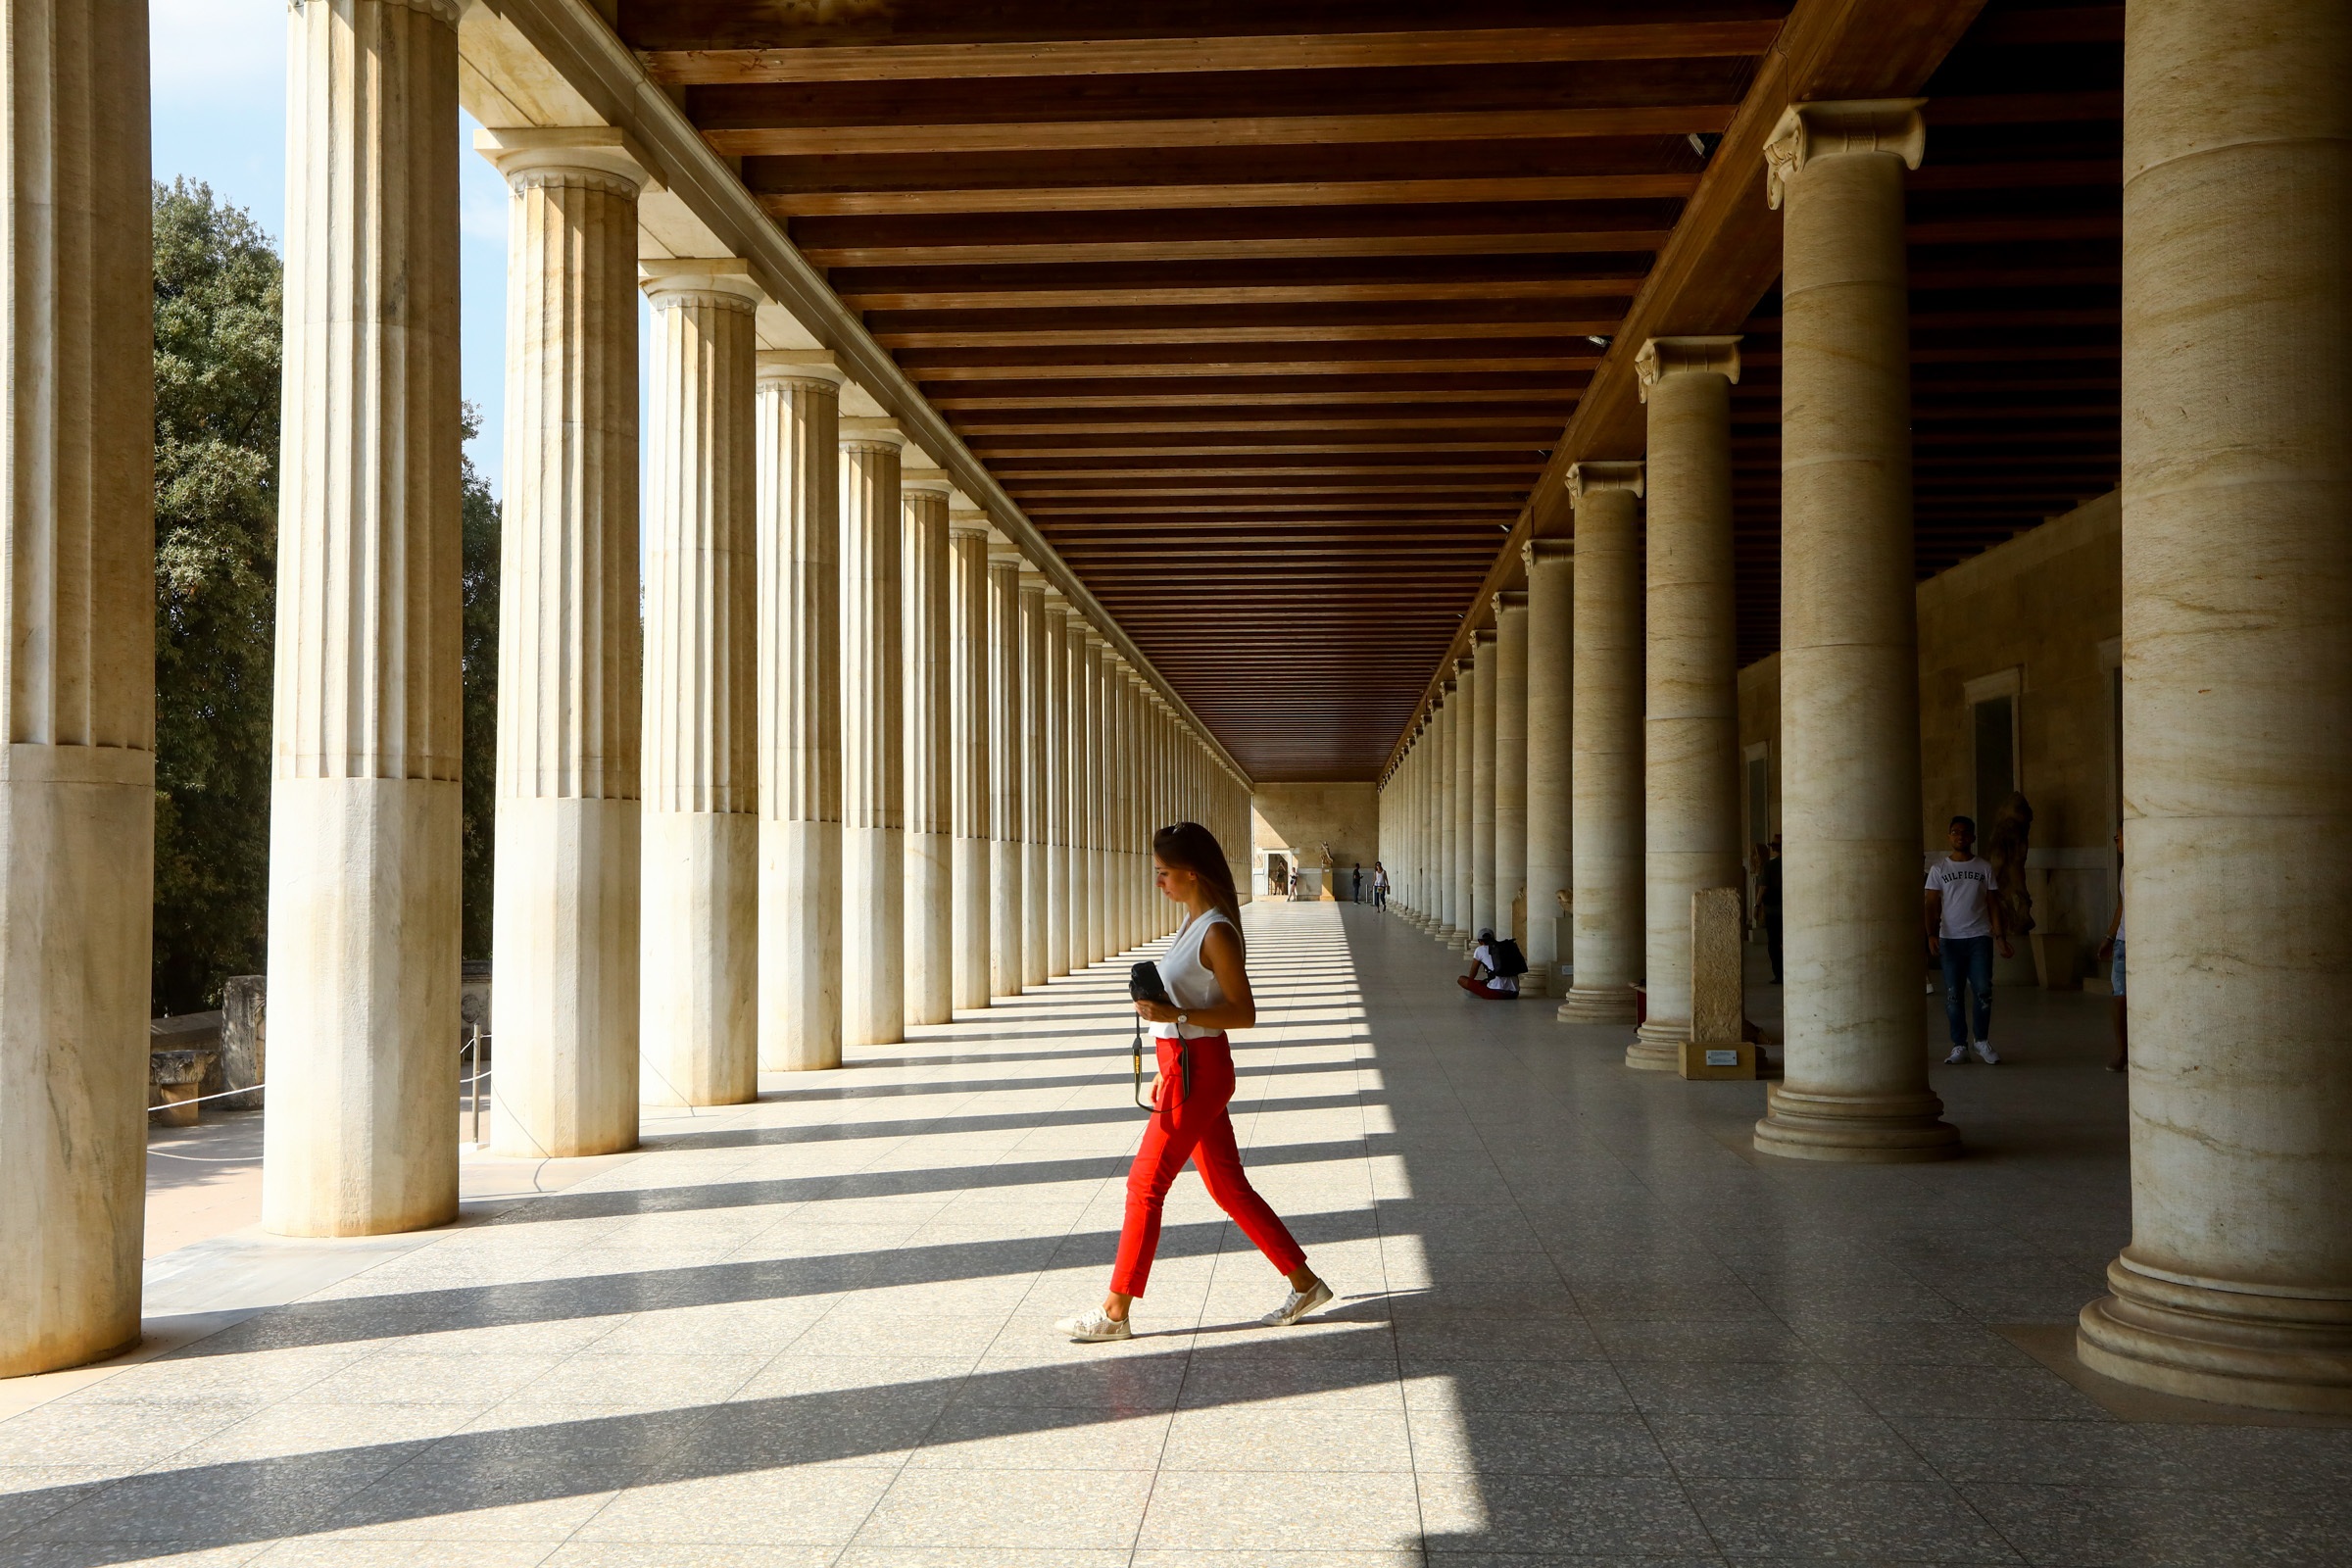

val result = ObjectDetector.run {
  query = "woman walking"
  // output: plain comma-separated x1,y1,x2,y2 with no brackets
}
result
1056,822,1332,1341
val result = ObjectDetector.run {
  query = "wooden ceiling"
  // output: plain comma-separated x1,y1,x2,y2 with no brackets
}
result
619,0,2121,783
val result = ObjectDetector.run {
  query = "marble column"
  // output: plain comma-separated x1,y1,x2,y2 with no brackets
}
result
479,129,645,1151
1629,336,1744,1072
1495,594,1530,943
1471,628,1499,934
901,462,954,1028
841,418,906,1049
0,0,155,1375
1017,568,1050,987
638,261,760,1109
1059,617,1088,965
1523,540,1574,997
1041,591,1072,977
949,505,992,1011
1453,660,1476,943
1435,682,1459,936
1082,632,1109,961
1750,101,1954,1159
756,353,844,1070
2075,0,2352,1412
1559,462,1645,1025
267,0,462,1238
986,541,1025,998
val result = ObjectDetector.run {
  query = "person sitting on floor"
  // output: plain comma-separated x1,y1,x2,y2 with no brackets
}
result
1457,928,1522,1000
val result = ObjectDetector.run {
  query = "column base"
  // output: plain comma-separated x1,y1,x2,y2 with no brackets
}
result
1518,970,1551,998
1626,1021,1684,1072
1557,984,1636,1025
1752,1082,1961,1163
2077,1252,2352,1415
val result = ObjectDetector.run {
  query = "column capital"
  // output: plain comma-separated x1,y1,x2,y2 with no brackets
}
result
1522,537,1575,570
1471,625,1498,648
1635,335,1741,400
948,503,991,540
757,348,844,389
839,416,906,451
474,125,660,196
1496,589,1529,612
902,459,955,498
1764,98,1926,210
985,537,1026,566
640,257,762,311
1567,461,1645,505
1015,564,1050,592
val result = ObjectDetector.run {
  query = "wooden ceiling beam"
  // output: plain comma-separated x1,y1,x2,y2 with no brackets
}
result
842,278,1643,309
800,230,1671,267
935,386,1589,410
764,172,1704,217
645,21,1790,85
704,104,1743,159
877,320,1623,349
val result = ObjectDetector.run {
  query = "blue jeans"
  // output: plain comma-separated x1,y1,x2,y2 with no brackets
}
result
1940,935,1994,1047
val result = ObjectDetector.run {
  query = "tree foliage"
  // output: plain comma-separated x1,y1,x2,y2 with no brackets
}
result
150,178,504,1006
151,179,280,1014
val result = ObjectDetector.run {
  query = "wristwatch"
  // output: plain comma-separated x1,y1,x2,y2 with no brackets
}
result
1176,1011,1190,1029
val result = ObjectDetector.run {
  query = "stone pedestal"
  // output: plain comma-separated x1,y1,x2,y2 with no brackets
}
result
2076,0,2352,1413
0,0,155,1376
841,420,906,1049
949,509,992,1011
1752,100,1958,1163
637,262,760,1110
478,129,647,1150
756,353,844,1069
1630,338,1744,1071
1560,464,1645,1025
266,0,462,1239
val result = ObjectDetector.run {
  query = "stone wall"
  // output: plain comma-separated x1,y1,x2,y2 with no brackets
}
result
1250,782,1380,898
1738,490,2123,969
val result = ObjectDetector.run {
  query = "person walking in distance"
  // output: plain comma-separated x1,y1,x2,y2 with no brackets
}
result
2096,827,2127,1071
1056,823,1332,1341
1926,814,2012,1064
1756,834,1785,985
1350,862,1363,903
1371,860,1390,910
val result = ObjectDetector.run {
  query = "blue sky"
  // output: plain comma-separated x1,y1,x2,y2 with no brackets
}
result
154,0,522,493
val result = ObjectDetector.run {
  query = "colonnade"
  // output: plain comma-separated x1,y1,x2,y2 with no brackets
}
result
1383,48,2352,1414
0,0,1248,1379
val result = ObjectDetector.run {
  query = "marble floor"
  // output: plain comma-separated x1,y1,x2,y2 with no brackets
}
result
5,900,2350,1566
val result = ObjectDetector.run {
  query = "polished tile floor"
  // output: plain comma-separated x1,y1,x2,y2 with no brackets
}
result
5,900,2350,1566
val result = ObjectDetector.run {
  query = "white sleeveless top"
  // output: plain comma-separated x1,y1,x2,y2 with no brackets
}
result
1152,908,1235,1039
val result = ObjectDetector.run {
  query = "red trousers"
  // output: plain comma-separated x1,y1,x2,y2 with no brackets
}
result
1110,1033,1306,1297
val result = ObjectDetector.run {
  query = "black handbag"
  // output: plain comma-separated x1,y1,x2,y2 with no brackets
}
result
1128,960,1192,1109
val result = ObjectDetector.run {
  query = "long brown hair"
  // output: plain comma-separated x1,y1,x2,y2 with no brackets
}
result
1152,821,1244,954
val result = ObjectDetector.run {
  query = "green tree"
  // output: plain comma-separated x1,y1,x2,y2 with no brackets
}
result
461,408,499,960
151,179,280,1014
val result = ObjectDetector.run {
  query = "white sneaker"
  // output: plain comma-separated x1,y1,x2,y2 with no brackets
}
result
1973,1039,2000,1064
1260,1278,1334,1327
1944,1044,1968,1064
1054,1309,1131,1343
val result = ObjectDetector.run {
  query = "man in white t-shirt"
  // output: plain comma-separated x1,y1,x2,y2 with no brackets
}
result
1457,929,1520,1000
1925,815,2013,1064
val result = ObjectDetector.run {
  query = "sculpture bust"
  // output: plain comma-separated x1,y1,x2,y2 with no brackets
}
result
1984,792,2035,938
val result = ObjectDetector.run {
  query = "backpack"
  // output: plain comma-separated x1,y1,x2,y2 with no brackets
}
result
1489,939,1528,978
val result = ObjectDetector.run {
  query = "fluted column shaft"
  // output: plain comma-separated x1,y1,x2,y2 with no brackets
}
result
481,132,644,1152
1753,101,1957,1160
1471,629,1498,934
986,545,1024,997
1082,634,1109,962
1017,571,1050,987
266,0,462,1239
1495,595,1529,944
0,0,155,1375
1059,617,1088,965
1453,662,1476,940
2074,2,2352,1413
1523,542,1574,995
901,473,953,1027
841,422,905,1048
1436,685,1458,934
756,357,843,1070
639,267,759,1109
1561,465,1645,1024
949,510,992,1011
1042,595,1072,976
1631,338,1744,1070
